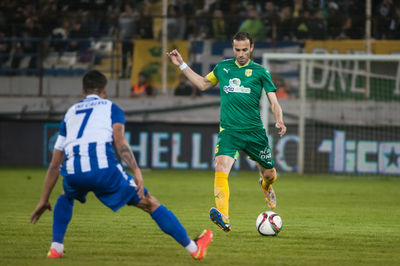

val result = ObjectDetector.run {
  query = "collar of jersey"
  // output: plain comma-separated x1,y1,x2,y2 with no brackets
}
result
86,94,101,100
234,59,252,68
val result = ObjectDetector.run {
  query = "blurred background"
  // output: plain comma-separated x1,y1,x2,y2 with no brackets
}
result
0,0,399,175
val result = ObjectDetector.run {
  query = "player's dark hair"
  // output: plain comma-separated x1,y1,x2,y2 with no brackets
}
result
83,70,107,94
232,32,253,46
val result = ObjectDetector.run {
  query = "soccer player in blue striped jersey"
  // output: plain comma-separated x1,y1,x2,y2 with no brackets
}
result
31,70,212,260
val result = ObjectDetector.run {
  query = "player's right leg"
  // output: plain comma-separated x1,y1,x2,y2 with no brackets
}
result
46,173,90,258
133,193,213,260
211,128,243,232
47,193,74,258
210,155,235,232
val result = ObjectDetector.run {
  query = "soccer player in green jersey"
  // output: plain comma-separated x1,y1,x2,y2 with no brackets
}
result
167,32,287,232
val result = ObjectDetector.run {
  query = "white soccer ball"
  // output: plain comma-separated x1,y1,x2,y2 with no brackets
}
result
256,211,282,236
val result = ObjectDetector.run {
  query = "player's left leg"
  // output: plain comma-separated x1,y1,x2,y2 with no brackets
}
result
47,193,74,258
133,193,213,260
258,165,277,209
106,165,212,260
244,128,277,209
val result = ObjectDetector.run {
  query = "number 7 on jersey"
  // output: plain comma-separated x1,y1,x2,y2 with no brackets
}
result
76,108,93,138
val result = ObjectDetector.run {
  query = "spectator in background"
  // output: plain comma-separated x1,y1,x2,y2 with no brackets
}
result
51,18,70,53
138,4,154,39
276,86,291,99
0,1,18,37
261,1,279,42
339,17,353,40
0,27,11,67
88,0,113,37
210,9,227,41
174,74,201,96
174,0,195,39
278,0,294,8
238,7,266,41
167,4,185,40
12,17,41,72
193,0,229,39
388,5,400,39
68,20,88,52
293,9,310,42
119,3,139,78
343,0,365,39
293,0,305,18
277,6,294,41
208,0,230,14
180,0,197,39
374,0,395,39
271,74,292,98
130,72,154,97
308,9,326,40
16,2,38,23
39,1,59,37
145,0,163,40
326,1,345,39
225,1,244,39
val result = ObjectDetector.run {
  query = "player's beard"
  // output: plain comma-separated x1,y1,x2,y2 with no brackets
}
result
237,56,249,66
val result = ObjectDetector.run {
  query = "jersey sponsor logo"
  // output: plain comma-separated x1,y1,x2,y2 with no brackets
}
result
223,78,251,94
245,69,252,77
223,68,230,73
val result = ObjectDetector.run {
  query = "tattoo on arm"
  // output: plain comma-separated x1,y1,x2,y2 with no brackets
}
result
118,143,137,168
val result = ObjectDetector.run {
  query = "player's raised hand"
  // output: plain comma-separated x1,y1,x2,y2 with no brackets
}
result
275,121,287,137
166,49,184,66
31,200,52,224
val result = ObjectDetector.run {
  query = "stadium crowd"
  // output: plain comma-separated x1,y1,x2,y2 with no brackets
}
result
1,0,400,42
0,0,399,76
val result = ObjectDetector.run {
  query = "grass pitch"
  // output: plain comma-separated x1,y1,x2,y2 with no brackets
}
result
0,168,399,266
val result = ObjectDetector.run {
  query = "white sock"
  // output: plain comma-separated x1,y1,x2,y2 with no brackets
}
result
184,240,198,253
50,242,64,253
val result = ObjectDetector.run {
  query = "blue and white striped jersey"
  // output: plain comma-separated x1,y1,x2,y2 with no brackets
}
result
54,94,125,175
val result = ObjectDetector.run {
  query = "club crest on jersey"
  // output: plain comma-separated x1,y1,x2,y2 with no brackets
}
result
223,78,251,94
245,69,252,77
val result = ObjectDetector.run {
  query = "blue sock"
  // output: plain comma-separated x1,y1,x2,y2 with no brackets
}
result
151,205,191,247
52,194,74,243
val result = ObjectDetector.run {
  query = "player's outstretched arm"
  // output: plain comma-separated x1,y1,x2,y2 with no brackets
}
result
167,49,215,91
113,123,144,199
31,149,65,224
267,92,287,137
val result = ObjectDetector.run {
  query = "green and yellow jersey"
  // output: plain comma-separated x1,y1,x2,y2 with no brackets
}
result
206,58,276,130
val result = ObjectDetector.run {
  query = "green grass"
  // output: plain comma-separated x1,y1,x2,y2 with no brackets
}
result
0,168,400,266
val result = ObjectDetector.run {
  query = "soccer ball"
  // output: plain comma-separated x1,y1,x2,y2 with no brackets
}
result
256,211,282,236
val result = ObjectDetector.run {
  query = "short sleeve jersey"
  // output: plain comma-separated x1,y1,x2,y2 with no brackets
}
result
54,94,125,175
206,58,276,130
